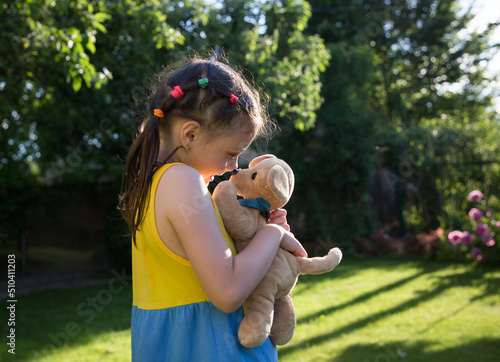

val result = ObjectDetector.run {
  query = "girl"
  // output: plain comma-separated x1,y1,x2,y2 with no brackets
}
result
120,57,307,361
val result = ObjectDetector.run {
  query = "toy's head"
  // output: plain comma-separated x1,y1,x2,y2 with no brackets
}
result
230,154,295,210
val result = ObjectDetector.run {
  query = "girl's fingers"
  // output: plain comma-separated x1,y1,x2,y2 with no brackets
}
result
268,208,290,231
281,232,307,258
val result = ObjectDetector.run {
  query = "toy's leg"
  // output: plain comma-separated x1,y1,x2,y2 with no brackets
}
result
238,294,275,348
270,294,296,345
297,247,342,275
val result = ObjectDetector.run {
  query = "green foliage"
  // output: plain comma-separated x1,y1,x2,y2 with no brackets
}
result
382,107,500,235
442,192,500,266
241,0,329,131
0,0,327,183
0,0,329,247
364,0,500,234
183,0,330,131
271,38,380,243
286,0,500,243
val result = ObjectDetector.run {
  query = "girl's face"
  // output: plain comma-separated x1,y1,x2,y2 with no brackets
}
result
188,129,255,184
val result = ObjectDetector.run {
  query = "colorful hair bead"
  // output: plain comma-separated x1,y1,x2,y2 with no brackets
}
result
171,86,184,99
198,77,208,89
229,94,239,103
153,109,164,118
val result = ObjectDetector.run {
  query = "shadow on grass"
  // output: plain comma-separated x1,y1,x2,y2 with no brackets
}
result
293,255,432,299
333,338,500,362
296,272,423,325
293,255,441,324
451,268,500,303
6,257,498,361
3,268,132,361
280,257,499,358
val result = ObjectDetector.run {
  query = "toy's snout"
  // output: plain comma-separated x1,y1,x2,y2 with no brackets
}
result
232,169,239,176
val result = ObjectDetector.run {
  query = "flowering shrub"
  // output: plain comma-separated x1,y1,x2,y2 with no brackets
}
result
353,230,404,256
407,228,443,258
447,190,499,262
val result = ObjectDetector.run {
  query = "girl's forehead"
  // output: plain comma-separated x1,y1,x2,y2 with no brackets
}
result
217,130,254,149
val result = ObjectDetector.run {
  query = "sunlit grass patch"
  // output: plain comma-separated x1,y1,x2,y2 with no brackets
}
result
3,256,499,361
278,256,500,361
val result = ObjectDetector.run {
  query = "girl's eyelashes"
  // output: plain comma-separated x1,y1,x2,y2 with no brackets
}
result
228,153,238,159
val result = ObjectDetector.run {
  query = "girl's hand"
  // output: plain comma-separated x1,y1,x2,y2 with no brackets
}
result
280,230,308,258
268,208,290,231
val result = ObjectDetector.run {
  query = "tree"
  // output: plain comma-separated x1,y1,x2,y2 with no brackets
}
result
0,0,329,246
1,0,329,183
276,0,500,244
1,0,117,238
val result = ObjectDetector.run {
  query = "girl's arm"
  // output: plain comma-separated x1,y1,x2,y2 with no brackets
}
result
157,165,306,314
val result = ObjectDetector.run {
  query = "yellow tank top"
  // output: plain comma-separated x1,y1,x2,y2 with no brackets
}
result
132,163,237,310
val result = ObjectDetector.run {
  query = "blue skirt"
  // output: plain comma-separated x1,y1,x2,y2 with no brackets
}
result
132,302,277,361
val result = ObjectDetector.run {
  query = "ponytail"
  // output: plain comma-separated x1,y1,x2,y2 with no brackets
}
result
119,115,161,246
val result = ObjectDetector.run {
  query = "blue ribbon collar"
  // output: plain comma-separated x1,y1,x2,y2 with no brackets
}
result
238,197,271,220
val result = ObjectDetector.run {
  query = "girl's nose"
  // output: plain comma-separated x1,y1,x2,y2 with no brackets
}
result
227,157,238,171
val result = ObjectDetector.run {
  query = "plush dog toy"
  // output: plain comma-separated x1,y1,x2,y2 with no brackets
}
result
213,154,342,348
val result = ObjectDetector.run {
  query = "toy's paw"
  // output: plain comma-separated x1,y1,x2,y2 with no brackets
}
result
238,311,270,348
213,180,237,202
327,247,343,268
269,320,295,346
270,330,294,346
269,297,296,346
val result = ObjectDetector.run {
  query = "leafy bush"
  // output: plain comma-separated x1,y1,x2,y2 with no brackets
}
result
446,190,500,265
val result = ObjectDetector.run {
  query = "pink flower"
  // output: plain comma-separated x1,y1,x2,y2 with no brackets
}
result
485,238,495,247
448,230,463,244
468,208,483,222
496,221,500,228
476,223,488,236
482,232,496,247
461,231,474,246
467,190,484,202
471,247,483,260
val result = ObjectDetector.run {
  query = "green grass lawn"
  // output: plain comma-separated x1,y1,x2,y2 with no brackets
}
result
2,256,499,361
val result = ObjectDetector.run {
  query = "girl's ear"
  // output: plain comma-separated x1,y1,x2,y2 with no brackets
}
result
179,120,201,147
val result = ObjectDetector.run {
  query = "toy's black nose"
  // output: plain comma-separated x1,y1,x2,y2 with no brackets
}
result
232,169,239,175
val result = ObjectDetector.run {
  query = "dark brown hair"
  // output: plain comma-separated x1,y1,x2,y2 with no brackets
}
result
119,57,270,245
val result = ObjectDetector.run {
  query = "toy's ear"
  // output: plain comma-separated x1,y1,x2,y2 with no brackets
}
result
249,154,276,168
267,165,291,202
